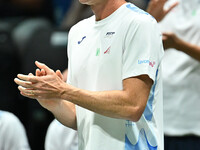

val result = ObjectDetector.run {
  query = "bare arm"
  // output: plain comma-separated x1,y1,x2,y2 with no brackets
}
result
163,32,200,61
49,100,77,130
58,75,152,121
21,69,77,129
60,75,152,122
15,61,152,123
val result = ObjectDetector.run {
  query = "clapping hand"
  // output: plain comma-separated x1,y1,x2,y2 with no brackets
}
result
14,61,66,111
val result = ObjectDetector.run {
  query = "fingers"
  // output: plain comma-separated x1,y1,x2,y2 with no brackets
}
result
35,61,53,75
162,35,167,41
165,1,179,14
35,68,46,77
162,32,172,41
41,69,46,76
18,86,31,94
17,74,38,83
162,33,168,40
14,78,33,89
18,86,37,99
162,32,174,37
36,69,41,76
20,91,36,99
18,85,52,99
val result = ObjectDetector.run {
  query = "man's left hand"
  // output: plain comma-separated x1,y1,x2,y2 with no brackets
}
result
14,61,65,101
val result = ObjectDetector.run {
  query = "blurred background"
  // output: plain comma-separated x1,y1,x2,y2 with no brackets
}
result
0,0,149,150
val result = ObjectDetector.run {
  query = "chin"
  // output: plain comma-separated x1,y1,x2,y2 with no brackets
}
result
79,0,88,4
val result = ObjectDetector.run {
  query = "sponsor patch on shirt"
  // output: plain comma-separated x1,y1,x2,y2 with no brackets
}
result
138,60,156,67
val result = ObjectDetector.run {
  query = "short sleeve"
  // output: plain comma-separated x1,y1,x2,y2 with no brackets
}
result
122,17,164,82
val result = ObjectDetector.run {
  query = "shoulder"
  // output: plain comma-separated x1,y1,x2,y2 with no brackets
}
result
0,111,26,135
0,111,20,125
122,3,158,29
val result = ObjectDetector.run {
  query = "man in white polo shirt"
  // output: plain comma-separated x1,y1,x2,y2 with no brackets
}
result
15,0,164,149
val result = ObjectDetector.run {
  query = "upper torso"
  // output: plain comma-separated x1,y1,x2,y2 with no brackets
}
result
68,3,164,150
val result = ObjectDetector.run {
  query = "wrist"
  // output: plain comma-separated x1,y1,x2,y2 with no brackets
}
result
60,84,75,102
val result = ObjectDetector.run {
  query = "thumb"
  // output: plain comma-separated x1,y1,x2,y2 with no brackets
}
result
162,32,170,41
56,70,63,80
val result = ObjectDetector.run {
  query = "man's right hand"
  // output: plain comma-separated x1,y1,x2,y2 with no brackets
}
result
25,64,65,112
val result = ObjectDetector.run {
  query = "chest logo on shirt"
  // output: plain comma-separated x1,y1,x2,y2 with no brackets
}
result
78,36,86,44
95,47,111,56
96,48,100,56
104,46,111,54
104,32,115,38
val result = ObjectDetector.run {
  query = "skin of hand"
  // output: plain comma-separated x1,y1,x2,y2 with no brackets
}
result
14,61,66,109
162,32,200,61
62,69,68,82
15,61,77,129
146,0,179,22
162,32,181,50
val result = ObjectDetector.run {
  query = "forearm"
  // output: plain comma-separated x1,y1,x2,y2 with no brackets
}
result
176,39,200,61
14,62,151,123
61,82,149,122
50,100,77,130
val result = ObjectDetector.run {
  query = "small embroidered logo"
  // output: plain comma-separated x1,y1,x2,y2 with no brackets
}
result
104,46,111,54
96,48,100,56
138,60,156,67
78,36,86,44
105,32,115,38
149,61,156,67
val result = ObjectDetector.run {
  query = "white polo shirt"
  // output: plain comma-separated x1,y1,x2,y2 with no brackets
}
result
68,3,164,150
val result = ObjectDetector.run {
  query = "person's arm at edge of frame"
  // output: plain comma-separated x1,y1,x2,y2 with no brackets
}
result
163,32,200,62
147,0,200,61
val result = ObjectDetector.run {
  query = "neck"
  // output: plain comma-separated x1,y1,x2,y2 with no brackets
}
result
90,0,126,21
